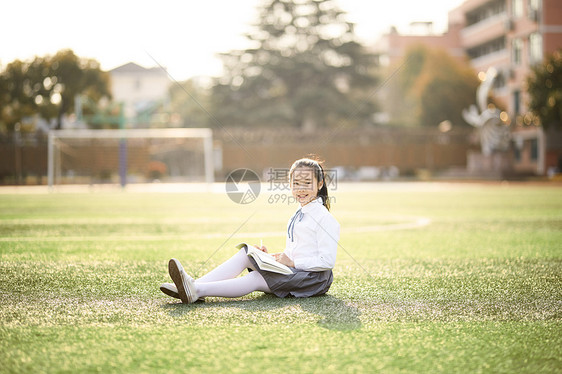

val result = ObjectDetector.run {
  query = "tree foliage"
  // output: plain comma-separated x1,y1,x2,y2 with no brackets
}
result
386,45,479,127
169,79,212,128
212,0,378,130
527,49,562,130
0,49,111,132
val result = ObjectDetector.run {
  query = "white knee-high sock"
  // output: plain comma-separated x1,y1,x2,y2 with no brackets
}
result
196,248,255,283
196,271,271,298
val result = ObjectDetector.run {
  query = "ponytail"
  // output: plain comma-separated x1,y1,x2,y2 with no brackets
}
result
289,156,331,211
318,164,330,211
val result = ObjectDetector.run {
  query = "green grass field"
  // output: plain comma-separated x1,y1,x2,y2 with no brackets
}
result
1,182,561,373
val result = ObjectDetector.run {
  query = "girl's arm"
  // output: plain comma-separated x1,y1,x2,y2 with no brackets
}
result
293,215,340,271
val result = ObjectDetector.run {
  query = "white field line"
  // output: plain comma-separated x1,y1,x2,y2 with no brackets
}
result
0,217,431,242
0,217,244,225
0,181,515,195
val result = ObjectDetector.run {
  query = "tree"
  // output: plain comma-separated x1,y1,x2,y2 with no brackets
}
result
385,45,480,127
48,50,111,129
0,49,111,132
527,49,562,130
212,0,378,130
0,59,42,132
169,79,212,128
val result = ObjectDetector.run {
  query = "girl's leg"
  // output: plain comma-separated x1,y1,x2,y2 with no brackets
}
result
196,248,255,283
195,271,271,298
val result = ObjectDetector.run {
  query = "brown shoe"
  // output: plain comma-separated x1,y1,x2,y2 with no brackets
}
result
160,282,180,299
168,258,199,304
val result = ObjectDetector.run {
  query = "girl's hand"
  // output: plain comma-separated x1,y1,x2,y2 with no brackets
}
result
255,245,268,253
272,253,294,267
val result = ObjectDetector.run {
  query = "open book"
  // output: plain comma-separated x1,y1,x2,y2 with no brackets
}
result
236,243,293,275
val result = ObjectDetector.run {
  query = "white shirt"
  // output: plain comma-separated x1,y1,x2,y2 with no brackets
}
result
284,197,340,271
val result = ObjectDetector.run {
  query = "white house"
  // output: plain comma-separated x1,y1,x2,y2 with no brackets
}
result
109,62,170,126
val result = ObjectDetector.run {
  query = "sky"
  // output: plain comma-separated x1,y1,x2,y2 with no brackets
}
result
2,0,465,81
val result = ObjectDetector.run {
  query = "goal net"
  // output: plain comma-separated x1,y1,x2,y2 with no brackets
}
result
47,128,214,187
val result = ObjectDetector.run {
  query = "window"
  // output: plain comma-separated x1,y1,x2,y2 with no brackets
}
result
468,37,506,60
466,0,506,26
512,0,524,17
512,38,523,65
528,0,540,12
530,139,539,161
529,32,542,65
527,0,540,21
514,144,522,161
513,90,521,116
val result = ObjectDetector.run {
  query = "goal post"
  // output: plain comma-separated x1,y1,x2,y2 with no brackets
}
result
48,128,214,188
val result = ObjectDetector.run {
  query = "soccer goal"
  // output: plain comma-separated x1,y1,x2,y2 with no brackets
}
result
47,128,214,188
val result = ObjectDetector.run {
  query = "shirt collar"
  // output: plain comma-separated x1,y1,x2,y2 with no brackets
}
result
301,196,323,213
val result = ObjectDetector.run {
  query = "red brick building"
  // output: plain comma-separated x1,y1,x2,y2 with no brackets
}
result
373,0,562,175
373,21,465,66
449,0,562,118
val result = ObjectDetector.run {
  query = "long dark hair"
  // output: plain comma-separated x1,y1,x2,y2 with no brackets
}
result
289,156,330,211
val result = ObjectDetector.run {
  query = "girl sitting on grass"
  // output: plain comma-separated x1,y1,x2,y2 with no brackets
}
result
160,157,340,303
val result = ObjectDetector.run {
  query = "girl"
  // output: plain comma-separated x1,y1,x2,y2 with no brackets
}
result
161,157,340,303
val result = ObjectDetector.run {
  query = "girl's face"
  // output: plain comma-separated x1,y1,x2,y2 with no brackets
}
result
291,167,323,206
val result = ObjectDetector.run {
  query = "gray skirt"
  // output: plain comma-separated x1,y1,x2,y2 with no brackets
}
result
245,248,333,298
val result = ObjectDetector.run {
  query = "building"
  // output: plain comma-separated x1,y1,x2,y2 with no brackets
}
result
373,21,465,67
371,22,467,125
450,0,562,117
449,0,562,175
109,62,170,127
373,0,562,175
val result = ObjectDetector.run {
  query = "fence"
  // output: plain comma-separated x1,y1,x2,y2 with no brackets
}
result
0,127,474,185
217,126,473,178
